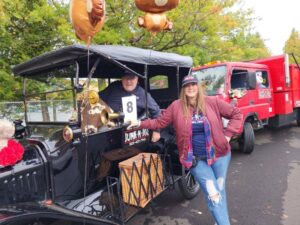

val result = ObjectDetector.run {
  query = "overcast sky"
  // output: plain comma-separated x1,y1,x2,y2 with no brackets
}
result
243,0,300,55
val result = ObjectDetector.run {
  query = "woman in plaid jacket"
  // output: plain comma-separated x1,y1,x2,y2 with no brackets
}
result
128,75,243,225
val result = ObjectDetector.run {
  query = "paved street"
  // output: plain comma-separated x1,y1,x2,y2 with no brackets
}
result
127,124,300,225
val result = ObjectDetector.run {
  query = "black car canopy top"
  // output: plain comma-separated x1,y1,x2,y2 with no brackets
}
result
12,44,193,79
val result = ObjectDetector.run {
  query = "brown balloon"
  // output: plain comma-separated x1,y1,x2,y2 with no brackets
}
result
135,0,179,34
135,0,179,13
70,0,106,46
138,13,173,34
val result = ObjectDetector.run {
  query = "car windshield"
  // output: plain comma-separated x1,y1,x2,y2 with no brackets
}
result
24,65,77,123
192,65,226,96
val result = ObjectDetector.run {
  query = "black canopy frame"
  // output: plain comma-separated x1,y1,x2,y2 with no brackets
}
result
13,44,192,79
13,44,193,124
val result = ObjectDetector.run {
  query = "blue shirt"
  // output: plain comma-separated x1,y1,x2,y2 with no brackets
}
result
192,113,206,158
99,81,160,119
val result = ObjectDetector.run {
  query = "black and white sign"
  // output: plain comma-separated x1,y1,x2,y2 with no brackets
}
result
122,95,137,122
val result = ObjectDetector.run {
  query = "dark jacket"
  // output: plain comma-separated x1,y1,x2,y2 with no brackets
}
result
99,81,160,118
140,96,243,168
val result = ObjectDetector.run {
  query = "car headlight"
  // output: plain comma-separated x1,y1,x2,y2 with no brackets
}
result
63,126,73,142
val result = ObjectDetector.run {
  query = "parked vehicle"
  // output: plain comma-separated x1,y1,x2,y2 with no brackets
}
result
192,54,300,154
0,44,200,225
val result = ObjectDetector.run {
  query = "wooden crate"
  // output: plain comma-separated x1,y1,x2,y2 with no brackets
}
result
119,153,164,208
97,146,140,182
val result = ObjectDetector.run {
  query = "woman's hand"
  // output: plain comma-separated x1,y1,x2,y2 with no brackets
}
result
151,131,161,142
127,120,141,130
225,136,231,143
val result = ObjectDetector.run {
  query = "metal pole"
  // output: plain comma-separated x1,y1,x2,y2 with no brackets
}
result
176,65,180,97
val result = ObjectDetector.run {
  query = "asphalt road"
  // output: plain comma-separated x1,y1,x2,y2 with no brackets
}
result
127,124,300,225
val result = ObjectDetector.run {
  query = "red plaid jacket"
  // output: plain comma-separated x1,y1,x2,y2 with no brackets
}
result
141,96,243,168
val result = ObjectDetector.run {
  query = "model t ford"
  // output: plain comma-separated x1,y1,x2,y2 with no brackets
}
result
0,44,200,225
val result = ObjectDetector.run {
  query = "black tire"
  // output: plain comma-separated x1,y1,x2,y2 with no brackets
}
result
239,122,255,154
178,166,200,200
297,119,300,126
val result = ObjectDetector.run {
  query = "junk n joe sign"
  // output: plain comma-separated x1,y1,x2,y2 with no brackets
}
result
124,129,149,145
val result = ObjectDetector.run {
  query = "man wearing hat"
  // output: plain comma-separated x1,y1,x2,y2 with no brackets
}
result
99,72,161,142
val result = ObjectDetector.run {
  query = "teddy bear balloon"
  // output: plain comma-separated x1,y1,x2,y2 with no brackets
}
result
70,0,106,46
0,119,24,167
135,0,179,34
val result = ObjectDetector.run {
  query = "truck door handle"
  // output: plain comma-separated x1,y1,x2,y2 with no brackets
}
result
249,100,254,105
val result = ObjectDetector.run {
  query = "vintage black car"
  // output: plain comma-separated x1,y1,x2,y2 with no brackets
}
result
0,44,200,225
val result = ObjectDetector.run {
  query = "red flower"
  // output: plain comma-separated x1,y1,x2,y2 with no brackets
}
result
0,140,24,167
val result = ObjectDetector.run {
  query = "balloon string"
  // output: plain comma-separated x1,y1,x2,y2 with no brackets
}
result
83,36,91,225
87,37,91,89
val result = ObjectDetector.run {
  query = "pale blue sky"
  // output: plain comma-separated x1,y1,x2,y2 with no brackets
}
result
243,0,300,55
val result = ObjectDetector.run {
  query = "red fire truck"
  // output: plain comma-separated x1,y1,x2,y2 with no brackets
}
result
192,54,300,154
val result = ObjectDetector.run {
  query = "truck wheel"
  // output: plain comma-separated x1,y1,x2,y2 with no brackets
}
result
239,122,255,154
178,166,200,200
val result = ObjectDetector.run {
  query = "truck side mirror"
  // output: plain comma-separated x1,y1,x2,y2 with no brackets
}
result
247,72,257,90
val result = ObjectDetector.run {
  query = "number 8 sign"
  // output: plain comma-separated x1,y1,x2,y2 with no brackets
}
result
122,95,137,122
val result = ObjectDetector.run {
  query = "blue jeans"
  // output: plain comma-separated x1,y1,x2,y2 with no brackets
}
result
191,152,231,225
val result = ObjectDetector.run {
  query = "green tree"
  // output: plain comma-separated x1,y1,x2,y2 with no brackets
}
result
284,28,300,64
0,0,73,101
92,0,270,65
0,0,271,101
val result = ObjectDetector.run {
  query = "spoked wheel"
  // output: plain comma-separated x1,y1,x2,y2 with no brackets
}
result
178,166,200,200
